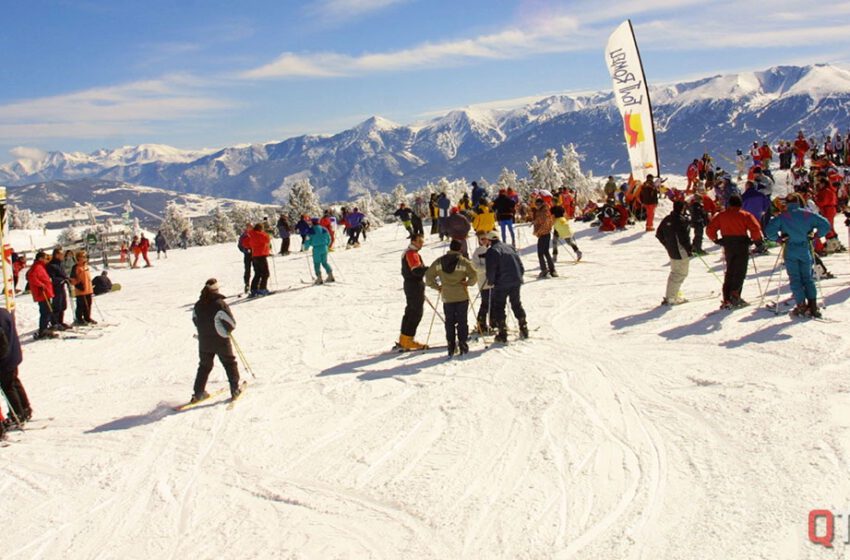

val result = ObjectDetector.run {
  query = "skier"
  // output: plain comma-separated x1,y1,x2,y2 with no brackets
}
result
46,248,70,330
436,192,451,240
345,207,365,247
480,231,528,343
398,233,428,350
425,239,478,357
319,209,336,251
471,231,493,334
0,307,30,428
493,188,517,246
410,208,424,237
134,233,152,268
190,279,241,403
656,200,693,305
706,194,765,308
794,132,810,168
154,230,168,259
471,180,486,207
394,203,414,236
764,193,832,318
532,198,557,278
238,223,253,293
179,229,189,250
445,208,471,258
70,250,96,325
303,218,335,284
12,254,25,292
428,194,440,236
247,223,271,297
689,195,708,255
276,214,292,255
295,215,312,250
638,174,659,231
552,204,582,261
471,199,495,234
26,251,55,339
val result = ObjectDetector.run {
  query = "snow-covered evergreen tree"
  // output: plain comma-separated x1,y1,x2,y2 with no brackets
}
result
208,206,237,244
527,149,562,194
494,168,519,194
559,144,597,205
286,179,322,224
378,184,409,221
7,205,41,230
227,204,267,234
191,227,210,247
159,202,192,247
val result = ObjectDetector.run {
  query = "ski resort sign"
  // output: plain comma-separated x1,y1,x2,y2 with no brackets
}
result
605,20,659,182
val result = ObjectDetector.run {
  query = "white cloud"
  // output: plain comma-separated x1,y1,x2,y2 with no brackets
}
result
0,75,233,142
242,15,583,79
9,146,47,162
307,0,409,22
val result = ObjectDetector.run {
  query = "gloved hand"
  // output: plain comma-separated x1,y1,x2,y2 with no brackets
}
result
714,238,726,247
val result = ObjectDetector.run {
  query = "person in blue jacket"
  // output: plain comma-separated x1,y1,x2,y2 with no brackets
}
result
303,218,335,284
481,231,528,342
295,215,313,251
764,193,832,318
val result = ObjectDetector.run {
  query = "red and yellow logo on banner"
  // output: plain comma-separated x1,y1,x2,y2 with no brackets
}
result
623,112,645,147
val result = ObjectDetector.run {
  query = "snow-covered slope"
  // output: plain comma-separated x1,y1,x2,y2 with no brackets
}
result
3,200,850,558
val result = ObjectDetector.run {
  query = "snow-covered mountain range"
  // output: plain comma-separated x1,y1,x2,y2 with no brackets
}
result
3,63,850,203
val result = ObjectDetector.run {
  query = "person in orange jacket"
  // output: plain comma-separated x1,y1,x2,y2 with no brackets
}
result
706,195,764,308
248,223,272,296
26,251,55,338
71,250,96,325
815,180,839,240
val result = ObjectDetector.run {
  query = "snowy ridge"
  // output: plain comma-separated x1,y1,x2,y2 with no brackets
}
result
3,203,850,557
2,63,850,201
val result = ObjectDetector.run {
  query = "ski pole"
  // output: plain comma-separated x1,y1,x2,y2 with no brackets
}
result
328,253,342,281
229,333,257,379
696,253,723,285
469,286,491,347
424,291,442,347
305,251,314,280
750,253,763,301
91,295,106,323
270,250,279,289
758,245,784,308
424,294,446,324
811,241,826,310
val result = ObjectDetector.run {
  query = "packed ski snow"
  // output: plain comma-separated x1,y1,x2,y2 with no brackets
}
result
3,190,850,559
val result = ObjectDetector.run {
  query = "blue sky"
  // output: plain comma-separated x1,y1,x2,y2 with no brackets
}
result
2,0,849,164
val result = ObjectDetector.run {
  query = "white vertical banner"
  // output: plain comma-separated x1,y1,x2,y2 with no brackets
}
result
604,20,659,182
0,186,16,312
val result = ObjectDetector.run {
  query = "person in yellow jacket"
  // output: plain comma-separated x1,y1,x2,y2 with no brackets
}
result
425,239,478,357
471,199,496,233
552,205,583,262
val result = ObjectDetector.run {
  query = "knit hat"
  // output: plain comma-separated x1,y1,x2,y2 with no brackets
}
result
311,217,320,224
485,231,500,241
205,278,220,291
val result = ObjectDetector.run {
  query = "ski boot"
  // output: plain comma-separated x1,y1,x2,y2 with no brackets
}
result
790,303,808,317
808,299,822,319
398,334,427,350
494,323,508,343
190,391,210,404
326,272,335,283
447,340,456,358
537,271,549,279
518,320,529,339
550,269,559,277
314,276,324,285
458,340,469,355
575,250,583,262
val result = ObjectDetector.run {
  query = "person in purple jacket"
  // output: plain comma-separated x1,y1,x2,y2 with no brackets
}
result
345,207,366,247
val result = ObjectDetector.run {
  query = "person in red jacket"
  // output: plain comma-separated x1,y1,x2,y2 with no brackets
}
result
706,195,764,308
248,223,271,296
26,251,55,339
793,133,810,168
815,180,839,240
319,210,336,251
135,233,152,268
686,159,700,192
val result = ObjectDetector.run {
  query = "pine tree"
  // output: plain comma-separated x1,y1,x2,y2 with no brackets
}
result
286,179,322,224
208,206,237,244
559,144,597,205
527,149,563,194
352,191,382,227
160,202,193,247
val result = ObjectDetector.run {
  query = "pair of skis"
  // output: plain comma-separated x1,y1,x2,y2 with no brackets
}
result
172,381,248,412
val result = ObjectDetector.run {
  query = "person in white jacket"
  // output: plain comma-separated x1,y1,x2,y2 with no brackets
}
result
471,231,494,334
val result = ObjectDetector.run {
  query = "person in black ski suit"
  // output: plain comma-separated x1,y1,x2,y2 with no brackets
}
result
46,248,70,330
0,307,31,428
398,234,429,350
689,195,708,255
191,279,241,402
656,200,693,305
481,231,528,342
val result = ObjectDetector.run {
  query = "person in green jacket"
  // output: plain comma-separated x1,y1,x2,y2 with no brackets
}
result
425,239,478,357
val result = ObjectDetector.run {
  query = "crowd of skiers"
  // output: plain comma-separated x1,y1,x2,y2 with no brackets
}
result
653,132,850,317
